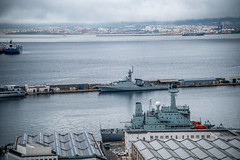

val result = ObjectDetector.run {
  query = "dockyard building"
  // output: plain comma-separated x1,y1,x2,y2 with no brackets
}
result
7,142,58,160
8,132,106,160
25,84,50,93
230,76,240,83
125,129,239,155
179,78,217,86
132,137,240,160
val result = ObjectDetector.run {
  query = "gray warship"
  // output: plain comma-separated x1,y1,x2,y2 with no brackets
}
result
101,87,214,142
96,67,168,92
129,87,213,130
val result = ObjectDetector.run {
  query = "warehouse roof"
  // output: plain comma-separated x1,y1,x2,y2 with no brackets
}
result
16,132,105,159
133,138,240,159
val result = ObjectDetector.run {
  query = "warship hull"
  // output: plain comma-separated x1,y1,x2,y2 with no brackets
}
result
97,85,168,92
101,128,125,142
0,91,26,98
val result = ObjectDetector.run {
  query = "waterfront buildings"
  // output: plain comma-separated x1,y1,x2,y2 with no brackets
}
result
25,84,50,93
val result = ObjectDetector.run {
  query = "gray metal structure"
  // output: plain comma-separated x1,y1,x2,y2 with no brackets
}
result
129,88,213,130
132,138,240,159
15,132,106,159
96,68,168,92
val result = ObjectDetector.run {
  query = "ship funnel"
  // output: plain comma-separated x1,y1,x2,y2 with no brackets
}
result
135,102,143,116
168,84,179,110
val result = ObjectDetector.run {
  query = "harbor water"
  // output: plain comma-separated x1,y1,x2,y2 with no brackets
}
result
0,34,240,146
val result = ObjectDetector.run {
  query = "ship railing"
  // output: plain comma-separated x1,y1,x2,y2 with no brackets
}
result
176,105,189,110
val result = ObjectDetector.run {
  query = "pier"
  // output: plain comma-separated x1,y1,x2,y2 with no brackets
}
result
21,76,240,95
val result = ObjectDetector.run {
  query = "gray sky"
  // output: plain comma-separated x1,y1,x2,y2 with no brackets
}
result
0,0,240,24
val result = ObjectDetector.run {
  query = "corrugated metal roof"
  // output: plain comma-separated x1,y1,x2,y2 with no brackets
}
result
134,138,240,159
180,78,216,81
17,132,104,158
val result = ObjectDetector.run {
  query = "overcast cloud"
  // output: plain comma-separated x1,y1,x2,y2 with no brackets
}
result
0,0,240,24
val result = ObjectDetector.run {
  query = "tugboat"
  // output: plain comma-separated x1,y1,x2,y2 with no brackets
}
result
96,67,168,92
2,40,22,55
101,87,214,142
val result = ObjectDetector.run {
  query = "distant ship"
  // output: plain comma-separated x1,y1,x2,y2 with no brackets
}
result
101,87,214,142
96,67,168,92
182,32,205,36
0,85,26,98
2,40,22,55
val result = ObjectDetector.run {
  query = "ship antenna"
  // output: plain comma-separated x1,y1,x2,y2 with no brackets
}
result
149,98,152,111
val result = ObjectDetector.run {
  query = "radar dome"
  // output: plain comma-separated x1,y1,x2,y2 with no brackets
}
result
156,101,161,107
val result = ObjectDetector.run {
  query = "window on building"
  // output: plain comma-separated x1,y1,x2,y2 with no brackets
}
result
160,136,164,139
176,135,178,139
207,135,210,139
182,135,184,139
201,135,205,139
150,136,153,140
165,135,169,139
143,137,145,141
191,135,194,139
155,136,159,139
196,135,200,138
187,135,189,138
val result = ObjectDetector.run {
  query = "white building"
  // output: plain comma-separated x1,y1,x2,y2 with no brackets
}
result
230,76,240,83
7,142,58,160
125,129,239,155
25,84,50,93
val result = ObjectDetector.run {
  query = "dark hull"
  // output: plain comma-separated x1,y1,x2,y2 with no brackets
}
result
3,50,21,55
101,128,125,142
101,133,125,142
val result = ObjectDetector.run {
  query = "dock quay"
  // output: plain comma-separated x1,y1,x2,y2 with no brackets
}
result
12,76,239,96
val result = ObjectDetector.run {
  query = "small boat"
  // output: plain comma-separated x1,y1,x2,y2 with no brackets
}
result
0,85,26,98
2,40,22,55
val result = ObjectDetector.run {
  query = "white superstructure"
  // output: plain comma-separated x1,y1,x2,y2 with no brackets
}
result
0,85,26,98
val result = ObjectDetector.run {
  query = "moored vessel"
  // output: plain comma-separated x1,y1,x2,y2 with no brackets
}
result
2,40,22,55
96,67,168,92
101,87,215,142
128,87,214,130
101,128,125,142
0,85,26,98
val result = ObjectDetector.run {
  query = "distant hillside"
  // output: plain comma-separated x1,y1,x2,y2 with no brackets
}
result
0,17,239,29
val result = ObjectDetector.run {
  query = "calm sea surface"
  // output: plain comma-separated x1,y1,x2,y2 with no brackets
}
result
0,34,240,145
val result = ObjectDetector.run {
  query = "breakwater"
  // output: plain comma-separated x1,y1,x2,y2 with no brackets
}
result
23,78,240,95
